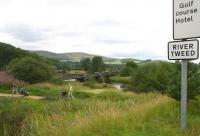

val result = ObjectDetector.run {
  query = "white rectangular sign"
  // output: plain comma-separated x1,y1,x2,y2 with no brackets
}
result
168,40,199,60
173,0,200,40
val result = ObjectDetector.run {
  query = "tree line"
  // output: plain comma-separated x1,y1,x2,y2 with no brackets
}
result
0,42,109,84
0,42,80,83
128,61,200,101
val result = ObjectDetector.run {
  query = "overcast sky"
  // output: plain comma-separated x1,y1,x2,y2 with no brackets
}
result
0,0,173,60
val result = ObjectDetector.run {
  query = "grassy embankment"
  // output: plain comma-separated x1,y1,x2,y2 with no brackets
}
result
0,83,200,136
0,82,116,97
110,76,131,85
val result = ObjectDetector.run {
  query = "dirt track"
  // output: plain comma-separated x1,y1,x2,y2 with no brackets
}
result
0,93,45,100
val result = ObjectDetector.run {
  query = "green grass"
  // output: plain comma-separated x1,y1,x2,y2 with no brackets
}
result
28,82,91,96
0,90,199,136
0,89,11,94
27,82,116,96
0,82,115,97
110,76,131,84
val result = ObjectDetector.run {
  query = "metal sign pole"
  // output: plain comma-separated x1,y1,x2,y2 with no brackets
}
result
181,59,188,131
172,0,200,131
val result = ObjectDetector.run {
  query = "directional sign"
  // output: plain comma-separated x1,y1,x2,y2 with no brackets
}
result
173,0,200,39
168,40,199,60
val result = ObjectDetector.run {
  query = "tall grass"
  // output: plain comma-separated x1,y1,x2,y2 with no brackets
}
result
28,82,91,96
0,91,200,136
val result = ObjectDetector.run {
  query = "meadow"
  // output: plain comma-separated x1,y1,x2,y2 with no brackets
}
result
0,83,200,136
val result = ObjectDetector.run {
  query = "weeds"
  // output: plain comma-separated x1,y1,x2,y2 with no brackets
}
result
0,89,199,136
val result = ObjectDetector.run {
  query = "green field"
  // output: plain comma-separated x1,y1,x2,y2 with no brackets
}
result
0,83,200,136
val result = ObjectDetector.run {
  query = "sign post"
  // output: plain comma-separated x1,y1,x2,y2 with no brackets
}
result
168,0,200,131
169,0,200,131
181,60,188,131
168,39,199,131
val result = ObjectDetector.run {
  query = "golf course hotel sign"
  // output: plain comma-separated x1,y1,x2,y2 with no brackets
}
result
173,0,200,39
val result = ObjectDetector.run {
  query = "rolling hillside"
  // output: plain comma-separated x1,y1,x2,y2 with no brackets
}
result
30,50,70,61
63,52,124,64
30,50,143,64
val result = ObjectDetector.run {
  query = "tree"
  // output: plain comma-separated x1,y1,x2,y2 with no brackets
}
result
166,62,181,100
0,42,30,69
91,57,105,73
80,58,91,72
130,61,200,101
167,62,200,100
126,61,137,68
121,61,137,76
7,57,54,83
130,61,173,93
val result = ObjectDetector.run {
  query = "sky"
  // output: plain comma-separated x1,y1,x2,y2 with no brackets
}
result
0,0,173,60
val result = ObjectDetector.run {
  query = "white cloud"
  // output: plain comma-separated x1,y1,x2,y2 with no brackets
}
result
0,0,174,60
1,24,47,42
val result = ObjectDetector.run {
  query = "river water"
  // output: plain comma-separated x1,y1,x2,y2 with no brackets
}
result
112,83,123,90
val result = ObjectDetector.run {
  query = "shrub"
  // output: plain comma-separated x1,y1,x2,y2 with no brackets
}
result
167,62,200,101
0,83,12,90
7,57,54,84
130,61,200,101
130,61,173,93
120,61,137,76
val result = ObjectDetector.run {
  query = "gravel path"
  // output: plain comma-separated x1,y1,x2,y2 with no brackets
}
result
0,93,45,100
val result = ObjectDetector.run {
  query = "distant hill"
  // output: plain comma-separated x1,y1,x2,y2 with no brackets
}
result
29,50,143,64
30,51,123,64
63,52,98,62
121,58,143,64
63,52,124,64
30,50,70,61
0,42,81,71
